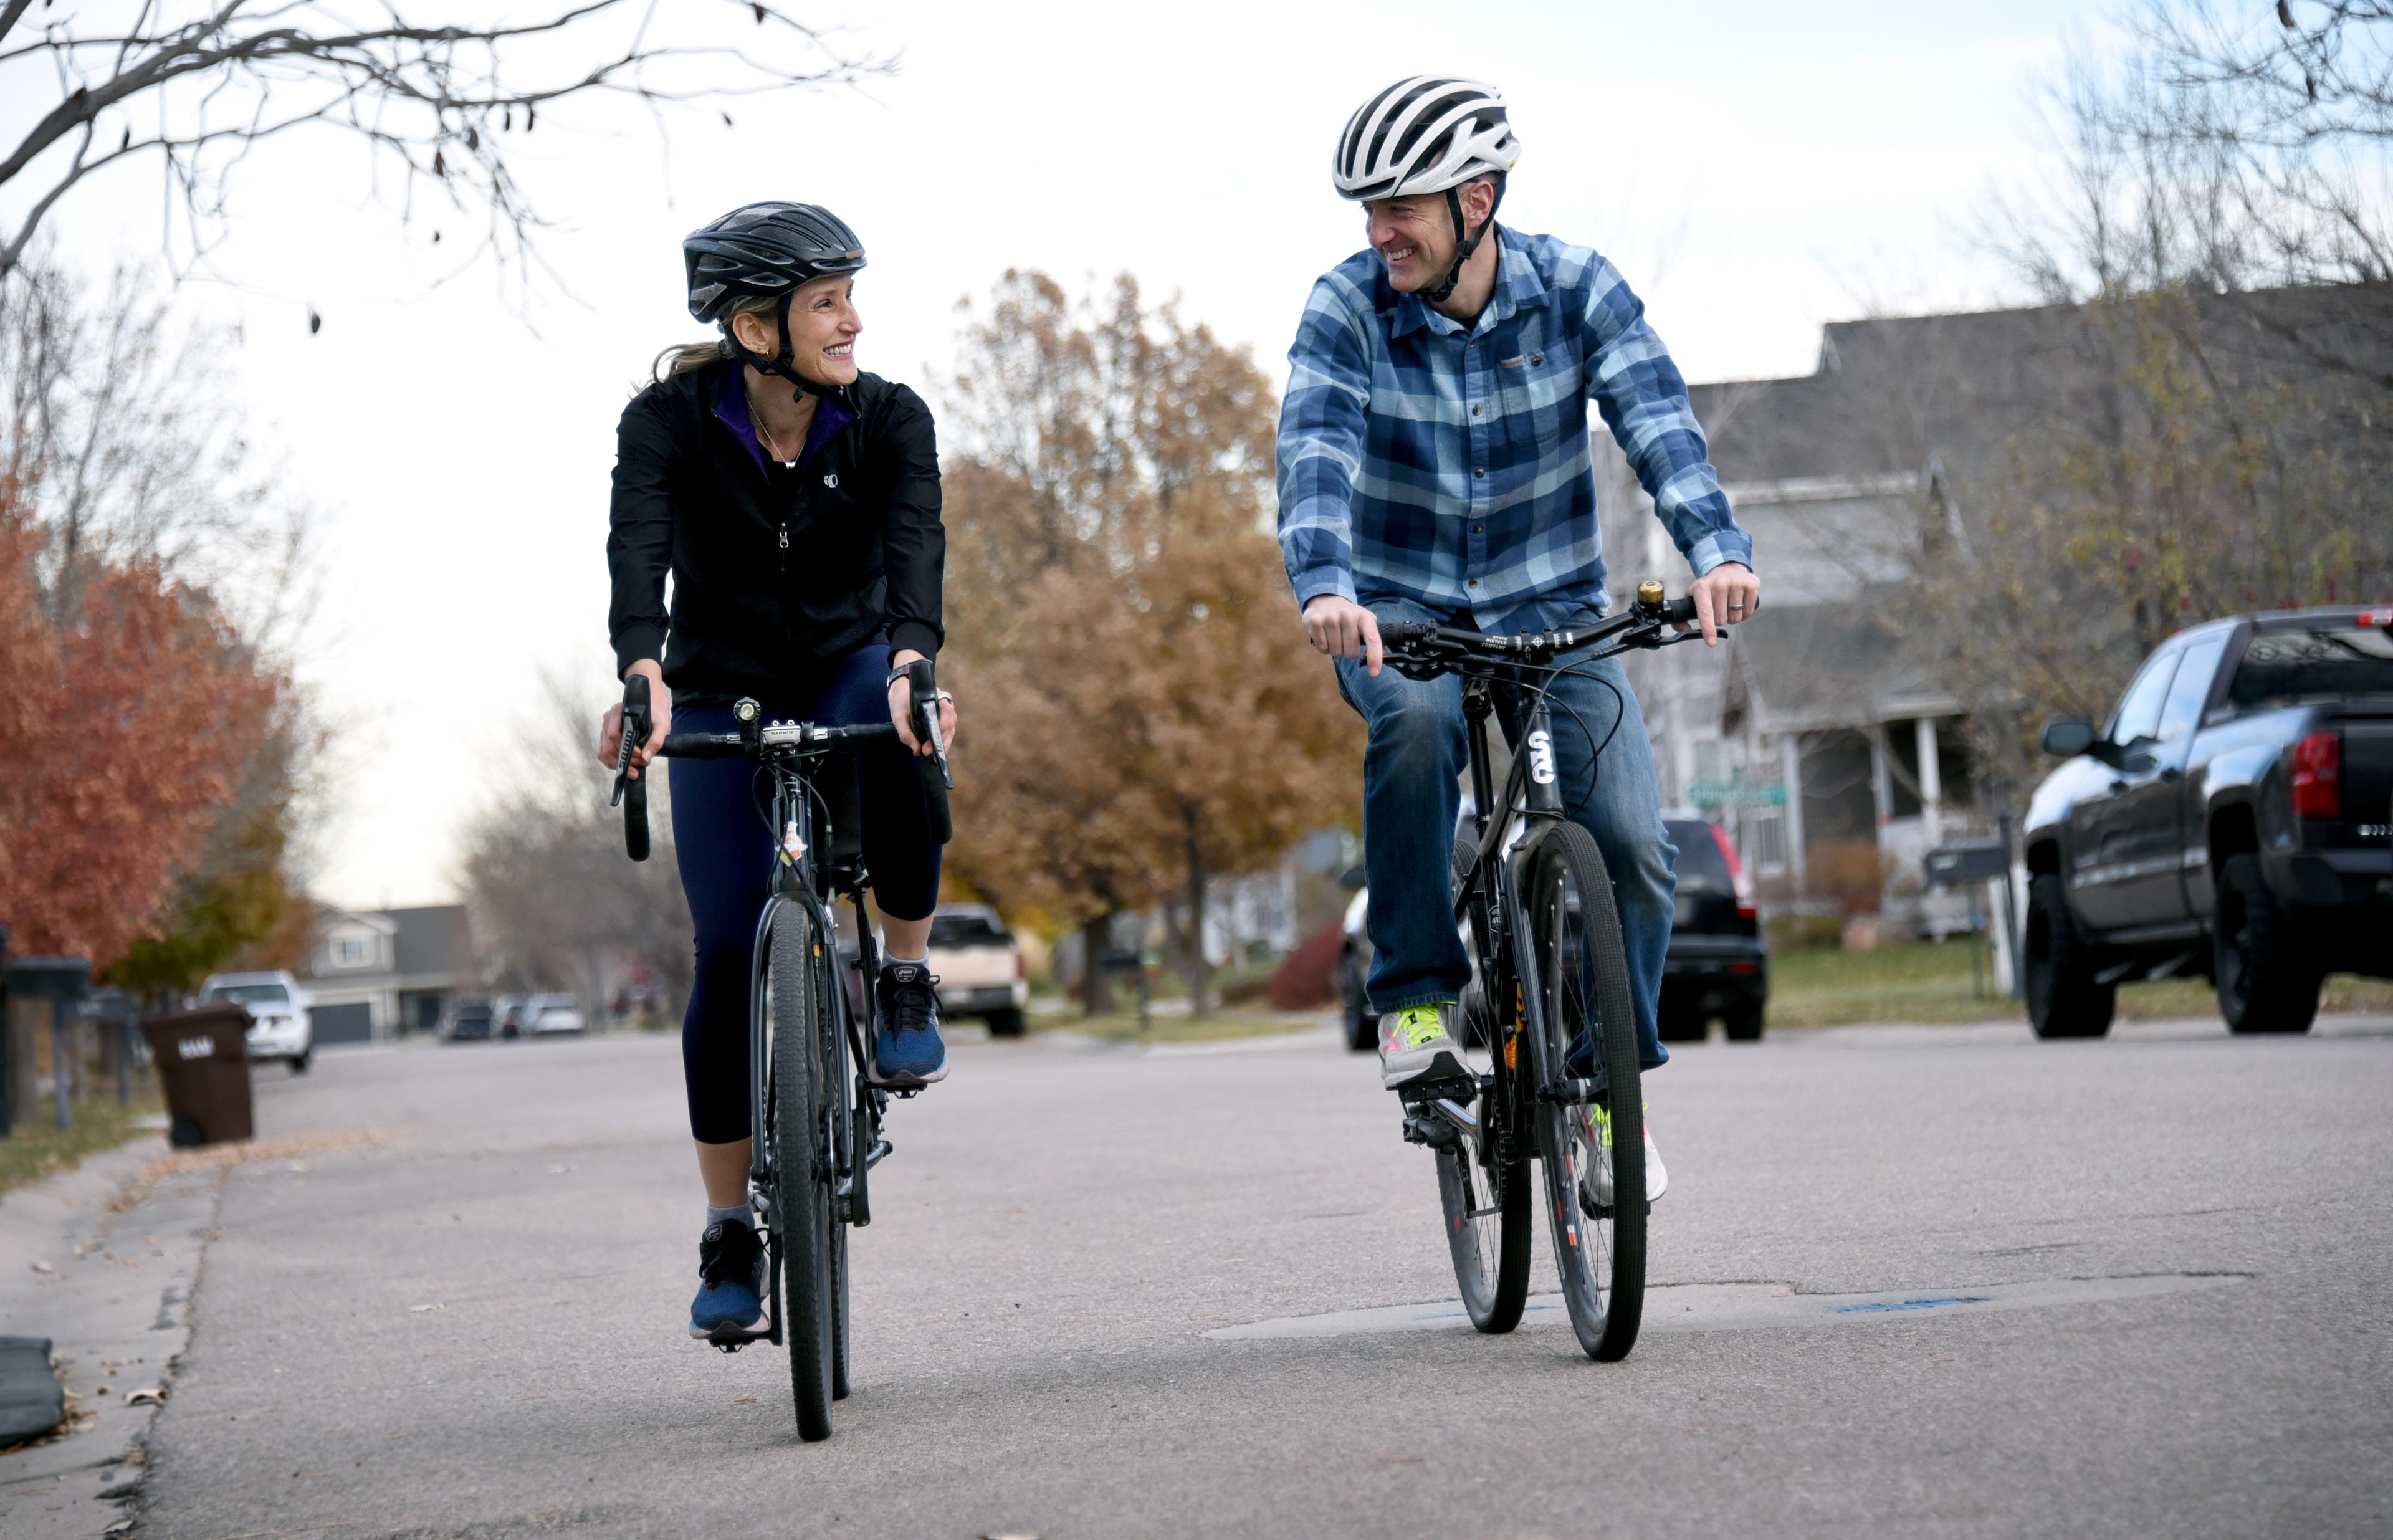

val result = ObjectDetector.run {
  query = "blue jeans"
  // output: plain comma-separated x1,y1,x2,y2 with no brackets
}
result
1335,599,1675,1071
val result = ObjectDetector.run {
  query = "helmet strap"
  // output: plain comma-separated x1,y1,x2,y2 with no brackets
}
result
1425,175,1506,306
727,291,833,399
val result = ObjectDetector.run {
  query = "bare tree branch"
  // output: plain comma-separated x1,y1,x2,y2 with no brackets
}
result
0,1,896,288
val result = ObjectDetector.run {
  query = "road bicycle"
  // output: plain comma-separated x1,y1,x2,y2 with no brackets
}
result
1376,581,1703,1362
613,663,953,1440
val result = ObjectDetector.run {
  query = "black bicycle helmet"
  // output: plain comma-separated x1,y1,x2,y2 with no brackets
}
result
682,201,867,392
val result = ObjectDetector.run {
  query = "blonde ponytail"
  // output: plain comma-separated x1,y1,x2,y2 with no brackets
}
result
649,292,781,385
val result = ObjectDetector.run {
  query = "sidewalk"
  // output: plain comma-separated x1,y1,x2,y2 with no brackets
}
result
0,1136,215,1540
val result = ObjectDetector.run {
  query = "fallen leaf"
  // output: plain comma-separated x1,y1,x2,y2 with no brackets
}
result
547,1165,574,1175
731,1395,757,1405
124,1387,165,1406
409,1304,445,1313
29,1260,52,1273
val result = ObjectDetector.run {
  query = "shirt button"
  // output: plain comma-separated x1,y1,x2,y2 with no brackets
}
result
1474,467,1486,478
1531,354,1544,365
1473,523,1483,533
1468,579,1479,588
1471,404,1482,416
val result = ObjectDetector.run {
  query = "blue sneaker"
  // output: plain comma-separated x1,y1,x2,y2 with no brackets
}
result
688,1219,767,1342
870,962,948,1088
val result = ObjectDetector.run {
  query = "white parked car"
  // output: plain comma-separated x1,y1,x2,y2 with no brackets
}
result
201,970,315,1073
520,993,586,1036
924,905,1028,1038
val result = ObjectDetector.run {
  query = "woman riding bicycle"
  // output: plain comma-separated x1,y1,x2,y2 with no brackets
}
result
595,201,959,1344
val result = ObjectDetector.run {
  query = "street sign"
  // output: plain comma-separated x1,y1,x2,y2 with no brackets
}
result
1924,843,2011,887
1687,778,1787,807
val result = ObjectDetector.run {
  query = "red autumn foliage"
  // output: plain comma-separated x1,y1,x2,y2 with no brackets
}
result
0,495,281,965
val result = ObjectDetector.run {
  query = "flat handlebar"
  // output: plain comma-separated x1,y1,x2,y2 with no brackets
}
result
1377,590,1703,667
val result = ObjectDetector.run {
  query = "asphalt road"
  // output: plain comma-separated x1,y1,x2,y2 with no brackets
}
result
130,1013,2393,1539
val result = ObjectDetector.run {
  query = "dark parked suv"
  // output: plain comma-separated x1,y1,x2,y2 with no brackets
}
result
1341,816,1770,1050
1658,815,1769,1041
2024,607,2393,1037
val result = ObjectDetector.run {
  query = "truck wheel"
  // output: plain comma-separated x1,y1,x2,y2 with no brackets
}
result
1341,955,1375,1053
1723,1000,1766,1042
2214,854,2321,1035
2026,874,2114,1038
289,1050,312,1074
985,1009,1026,1039
1656,996,1706,1043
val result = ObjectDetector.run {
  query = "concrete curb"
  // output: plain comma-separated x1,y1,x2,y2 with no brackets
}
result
0,1136,217,1539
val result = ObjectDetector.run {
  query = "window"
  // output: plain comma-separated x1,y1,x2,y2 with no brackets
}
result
2229,623,2393,706
1748,810,1787,874
2156,637,2228,743
331,934,373,968
207,983,287,1006
2107,649,2182,747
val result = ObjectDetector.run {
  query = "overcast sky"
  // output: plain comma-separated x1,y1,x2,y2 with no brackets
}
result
19,0,2118,911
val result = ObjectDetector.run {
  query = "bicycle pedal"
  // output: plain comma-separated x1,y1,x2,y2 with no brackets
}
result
1397,1076,1476,1107
1401,1110,1462,1150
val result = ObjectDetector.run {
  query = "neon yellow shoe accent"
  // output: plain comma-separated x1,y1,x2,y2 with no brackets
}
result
1389,1005,1448,1051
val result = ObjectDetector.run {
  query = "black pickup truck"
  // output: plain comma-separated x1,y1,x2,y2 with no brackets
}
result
2023,606,2393,1038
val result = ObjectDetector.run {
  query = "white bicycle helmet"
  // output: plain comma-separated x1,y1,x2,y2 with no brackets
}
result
1332,77,1519,301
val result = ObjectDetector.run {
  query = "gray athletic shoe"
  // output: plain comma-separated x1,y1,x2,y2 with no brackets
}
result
1378,1003,1468,1090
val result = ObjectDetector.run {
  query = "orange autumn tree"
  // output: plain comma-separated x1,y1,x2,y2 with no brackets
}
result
0,496,281,965
939,274,1359,1013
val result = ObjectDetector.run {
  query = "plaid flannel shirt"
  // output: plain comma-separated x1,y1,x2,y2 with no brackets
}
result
1276,226,1751,633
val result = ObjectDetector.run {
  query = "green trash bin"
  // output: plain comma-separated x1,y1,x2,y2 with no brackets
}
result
140,1005,255,1147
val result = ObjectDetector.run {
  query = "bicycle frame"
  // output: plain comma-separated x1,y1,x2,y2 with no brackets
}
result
742,751,892,1347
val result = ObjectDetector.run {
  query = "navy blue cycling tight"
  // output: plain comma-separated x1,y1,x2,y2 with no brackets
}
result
670,644,942,1144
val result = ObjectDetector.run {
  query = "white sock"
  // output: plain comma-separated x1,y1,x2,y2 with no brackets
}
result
885,953,929,968
704,1203,748,1235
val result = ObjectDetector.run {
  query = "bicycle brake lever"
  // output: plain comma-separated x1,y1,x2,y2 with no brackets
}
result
611,675,651,807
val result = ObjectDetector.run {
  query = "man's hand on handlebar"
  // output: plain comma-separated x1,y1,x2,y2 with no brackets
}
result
1681,562,1759,646
1303,594,1385,677
597,659,672,780
887,649,958,757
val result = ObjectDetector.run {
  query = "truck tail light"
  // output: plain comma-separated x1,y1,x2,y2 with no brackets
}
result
2291,730,2341,818
1709,823,1758,919
1015,949,1028,980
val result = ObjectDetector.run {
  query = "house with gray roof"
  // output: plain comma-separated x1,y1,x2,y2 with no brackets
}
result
1597,285,2386,928
302,904,470,1043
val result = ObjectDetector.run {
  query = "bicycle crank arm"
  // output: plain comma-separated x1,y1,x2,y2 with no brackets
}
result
1537,1076,1609,1105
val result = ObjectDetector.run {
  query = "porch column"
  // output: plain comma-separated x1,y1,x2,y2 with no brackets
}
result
1869,729,1893,828
1780,733,1808,893
1915,715,1944,844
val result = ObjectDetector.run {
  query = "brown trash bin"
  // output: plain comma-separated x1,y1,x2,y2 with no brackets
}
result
140,1005,254,1147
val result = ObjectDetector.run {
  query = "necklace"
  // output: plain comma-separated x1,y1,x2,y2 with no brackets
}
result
745,381,814,465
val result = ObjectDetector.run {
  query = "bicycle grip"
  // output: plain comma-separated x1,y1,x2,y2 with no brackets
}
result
1663,595,1699,625
1376,620,1432,647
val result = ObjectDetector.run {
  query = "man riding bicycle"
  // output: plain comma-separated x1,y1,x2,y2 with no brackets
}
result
1279,78,1760,1202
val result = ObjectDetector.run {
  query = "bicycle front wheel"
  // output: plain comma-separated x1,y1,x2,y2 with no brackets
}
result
769,908,838,1440
1436,835,1530,1331
823,940,853,1402
1526,821,1646,1361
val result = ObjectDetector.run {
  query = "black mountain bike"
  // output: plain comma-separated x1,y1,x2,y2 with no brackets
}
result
1377,581,1703,1362
613,664,953,1441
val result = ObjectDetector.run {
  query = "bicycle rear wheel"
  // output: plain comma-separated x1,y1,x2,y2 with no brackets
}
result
769,907,838,1440
1526,822,1646,1361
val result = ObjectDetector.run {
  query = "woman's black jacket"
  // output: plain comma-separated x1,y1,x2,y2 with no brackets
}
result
608,359,943,707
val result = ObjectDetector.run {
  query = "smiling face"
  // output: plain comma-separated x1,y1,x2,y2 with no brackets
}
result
1364,177,1496,294
729,272,861,386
